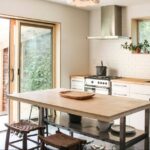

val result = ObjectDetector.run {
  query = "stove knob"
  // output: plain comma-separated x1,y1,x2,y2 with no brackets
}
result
98,81,100,84
91,81,94,84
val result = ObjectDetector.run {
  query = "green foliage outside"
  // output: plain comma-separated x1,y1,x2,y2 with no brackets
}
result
139,20,150,52
21,32,53,92
122,20,150,53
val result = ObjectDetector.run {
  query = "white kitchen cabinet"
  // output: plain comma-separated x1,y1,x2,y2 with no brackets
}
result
112,82,130,125
111,82,130,97
130,84,150,100
71,76,85,91
129,84,150,130
112,81,150,132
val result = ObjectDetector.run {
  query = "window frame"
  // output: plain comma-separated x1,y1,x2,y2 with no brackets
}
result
18,21,56,92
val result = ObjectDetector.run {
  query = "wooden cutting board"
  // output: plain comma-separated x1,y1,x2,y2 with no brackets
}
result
59,91,95,100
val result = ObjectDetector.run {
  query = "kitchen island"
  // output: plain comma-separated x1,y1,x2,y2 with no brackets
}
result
7,89,150,150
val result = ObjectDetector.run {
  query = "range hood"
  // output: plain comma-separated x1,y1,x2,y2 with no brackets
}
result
88,5,129,40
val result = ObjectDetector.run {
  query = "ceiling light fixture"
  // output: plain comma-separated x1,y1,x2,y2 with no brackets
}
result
70,0,100,7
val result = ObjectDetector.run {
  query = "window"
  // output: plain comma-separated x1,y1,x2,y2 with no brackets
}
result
19,22,56,119
20,23,54,92
138,20,150,44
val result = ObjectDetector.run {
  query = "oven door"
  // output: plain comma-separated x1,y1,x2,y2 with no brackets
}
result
84,85,95,93
95,87,110,95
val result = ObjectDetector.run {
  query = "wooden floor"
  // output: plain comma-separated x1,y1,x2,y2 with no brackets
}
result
0,126,149,150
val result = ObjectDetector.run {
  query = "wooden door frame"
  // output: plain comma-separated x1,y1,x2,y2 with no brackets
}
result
10,20,57,122
0,14,60,123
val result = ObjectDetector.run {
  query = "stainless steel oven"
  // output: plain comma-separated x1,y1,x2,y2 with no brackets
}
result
84,76,118,95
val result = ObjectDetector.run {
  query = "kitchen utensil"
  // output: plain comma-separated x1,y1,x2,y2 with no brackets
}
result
69,114,81,124
59,91,95,100
96,61,107,76
111,124,135,134
97,120,112,132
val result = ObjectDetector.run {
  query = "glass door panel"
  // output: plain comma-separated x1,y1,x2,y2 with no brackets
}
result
19,23,53,119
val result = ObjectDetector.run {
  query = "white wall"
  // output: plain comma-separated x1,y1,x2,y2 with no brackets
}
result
0,0,89,88
89,3,150,79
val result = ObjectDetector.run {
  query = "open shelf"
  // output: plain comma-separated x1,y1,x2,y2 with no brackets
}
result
44,112,146,147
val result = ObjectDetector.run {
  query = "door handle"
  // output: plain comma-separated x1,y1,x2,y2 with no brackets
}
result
10,68,14,82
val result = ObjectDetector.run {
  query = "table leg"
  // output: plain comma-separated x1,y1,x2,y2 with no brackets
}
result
145,109,149,150
39,107,44,126
120,116,126,150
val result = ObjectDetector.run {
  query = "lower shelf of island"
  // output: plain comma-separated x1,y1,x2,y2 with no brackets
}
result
44,112,146,148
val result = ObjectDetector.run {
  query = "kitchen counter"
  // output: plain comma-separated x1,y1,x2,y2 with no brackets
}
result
111,77,150,85
70,75,91,78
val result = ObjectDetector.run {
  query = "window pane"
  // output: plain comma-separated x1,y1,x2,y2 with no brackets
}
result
20,25,53,92
20,24,53,119
138,20,150,43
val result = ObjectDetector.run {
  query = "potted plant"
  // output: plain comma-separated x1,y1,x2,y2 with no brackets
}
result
142,40,150,53
121,40,150,54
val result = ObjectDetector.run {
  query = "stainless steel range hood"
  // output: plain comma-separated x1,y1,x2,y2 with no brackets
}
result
88,5,129,40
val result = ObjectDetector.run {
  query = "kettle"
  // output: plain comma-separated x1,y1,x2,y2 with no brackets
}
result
96,61,107,76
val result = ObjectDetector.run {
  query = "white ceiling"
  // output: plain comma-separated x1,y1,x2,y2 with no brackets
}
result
42,0,150,10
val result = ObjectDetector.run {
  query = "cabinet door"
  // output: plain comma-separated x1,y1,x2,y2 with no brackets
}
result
130,84,150,100
112,82,130,125
130,84,150,130
71,77,85,91
111,82,130,97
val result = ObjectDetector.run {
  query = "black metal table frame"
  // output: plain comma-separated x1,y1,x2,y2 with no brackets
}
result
38,108,149,150
120,109,149,150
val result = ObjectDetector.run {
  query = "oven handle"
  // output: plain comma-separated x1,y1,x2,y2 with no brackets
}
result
84,86,95,91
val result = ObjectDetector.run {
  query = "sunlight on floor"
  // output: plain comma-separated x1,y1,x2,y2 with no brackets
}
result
0,115,8,131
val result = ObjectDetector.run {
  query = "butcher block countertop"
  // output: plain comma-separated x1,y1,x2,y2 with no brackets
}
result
70,75,90,78
8,89,150,122
111,77,150,85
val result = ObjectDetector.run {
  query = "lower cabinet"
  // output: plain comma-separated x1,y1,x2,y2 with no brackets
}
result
129,84,150,130
112,82,150,131
112,82,131,126
70,76,85,91
111,82,130,97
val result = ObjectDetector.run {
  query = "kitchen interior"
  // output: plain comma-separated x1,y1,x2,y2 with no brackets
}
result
0,0,150,150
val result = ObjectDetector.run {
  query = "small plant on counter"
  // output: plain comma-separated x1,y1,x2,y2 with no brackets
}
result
121,39,150,54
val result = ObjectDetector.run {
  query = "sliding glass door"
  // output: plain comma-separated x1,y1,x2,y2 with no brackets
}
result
19,22,54,119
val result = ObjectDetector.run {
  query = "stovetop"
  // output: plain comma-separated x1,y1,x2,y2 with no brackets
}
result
85,75,120,80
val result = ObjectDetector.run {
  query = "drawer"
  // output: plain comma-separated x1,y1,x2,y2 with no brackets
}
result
71,78,85,91
111,82,130,97
130,84,150,95
130,84,150,100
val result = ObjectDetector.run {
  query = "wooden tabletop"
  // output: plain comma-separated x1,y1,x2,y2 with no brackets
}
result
7,89,150,122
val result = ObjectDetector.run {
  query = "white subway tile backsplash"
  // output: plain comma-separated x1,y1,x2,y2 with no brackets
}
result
89,40,150,79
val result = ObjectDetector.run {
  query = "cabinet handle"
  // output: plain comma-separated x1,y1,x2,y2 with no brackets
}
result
71,80,84,83
113,84,127,87
134,92,150,96
113,93,127,96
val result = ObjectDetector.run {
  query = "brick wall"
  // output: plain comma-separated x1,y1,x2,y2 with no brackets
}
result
3,48,8,112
